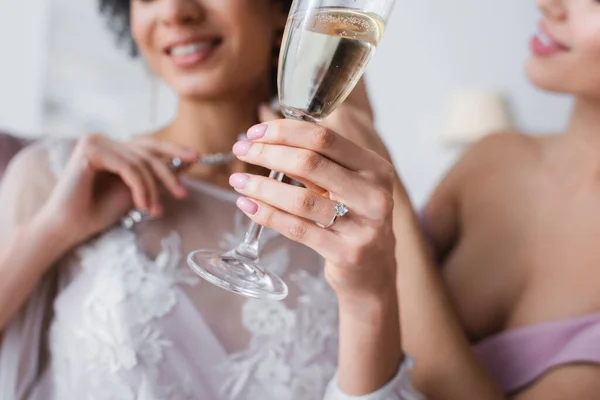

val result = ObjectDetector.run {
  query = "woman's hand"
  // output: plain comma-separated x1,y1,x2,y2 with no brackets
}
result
230,119,397,299
232,118,403,394
37,134,197,248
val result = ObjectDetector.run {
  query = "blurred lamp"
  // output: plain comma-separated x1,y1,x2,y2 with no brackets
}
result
442,91,513,144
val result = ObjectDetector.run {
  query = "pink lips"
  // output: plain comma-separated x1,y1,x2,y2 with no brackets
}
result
531,22,569,57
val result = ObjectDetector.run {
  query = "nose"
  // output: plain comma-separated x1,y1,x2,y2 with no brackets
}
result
537,0,567,21
159,0,205,27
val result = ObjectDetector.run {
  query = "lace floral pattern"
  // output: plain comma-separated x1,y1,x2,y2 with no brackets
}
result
43,137,341,399
221,265,339,400
51,228,199,400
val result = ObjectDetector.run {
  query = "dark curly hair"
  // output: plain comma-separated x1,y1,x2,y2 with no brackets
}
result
98,0,292,94
99,0,135,56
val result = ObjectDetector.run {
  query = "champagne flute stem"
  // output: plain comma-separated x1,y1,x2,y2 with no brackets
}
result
233,170,285,261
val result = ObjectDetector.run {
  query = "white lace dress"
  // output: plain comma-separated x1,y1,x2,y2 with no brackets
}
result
0,139,423,400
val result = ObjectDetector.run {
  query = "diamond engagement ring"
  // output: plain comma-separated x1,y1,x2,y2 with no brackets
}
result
317,202,349,229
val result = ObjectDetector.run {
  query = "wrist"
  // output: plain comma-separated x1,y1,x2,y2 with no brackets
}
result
332,253,398,318
30,211,80,257
336,282,403,395
337,281,399,330
1,215,75,280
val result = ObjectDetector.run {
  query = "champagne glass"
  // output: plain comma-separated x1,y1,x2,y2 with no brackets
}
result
187,0,395,300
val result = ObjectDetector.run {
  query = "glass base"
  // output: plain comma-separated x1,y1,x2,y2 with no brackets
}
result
280,105,321,123
187,250,289,300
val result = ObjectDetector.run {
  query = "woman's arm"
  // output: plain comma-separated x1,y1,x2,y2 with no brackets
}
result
325,89,505,399
321,91,406,394
420,172,460,261
257,101,406,396
394,196,505,400
0,214,73,331
242,104,423,399
0,146,67,332
396,134,525,399
335,280,403,395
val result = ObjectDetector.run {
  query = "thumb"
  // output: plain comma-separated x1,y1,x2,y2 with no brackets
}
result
258,103,283,123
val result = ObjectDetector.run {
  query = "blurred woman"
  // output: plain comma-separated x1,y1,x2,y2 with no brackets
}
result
404,0,600,398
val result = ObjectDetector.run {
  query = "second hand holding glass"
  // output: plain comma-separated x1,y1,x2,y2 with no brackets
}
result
187,0,395,300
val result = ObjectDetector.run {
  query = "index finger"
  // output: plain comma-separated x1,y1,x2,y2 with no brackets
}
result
246,119,384,173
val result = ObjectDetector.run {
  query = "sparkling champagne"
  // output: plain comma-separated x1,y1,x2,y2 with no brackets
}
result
278,8,385,122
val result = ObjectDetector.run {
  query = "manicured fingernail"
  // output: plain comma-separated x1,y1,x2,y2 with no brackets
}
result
233,140,252,156
247,124,268,140
237,197,258,215
229,173,249,189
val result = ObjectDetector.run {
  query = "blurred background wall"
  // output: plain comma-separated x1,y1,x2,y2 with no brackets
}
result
0,0,573,206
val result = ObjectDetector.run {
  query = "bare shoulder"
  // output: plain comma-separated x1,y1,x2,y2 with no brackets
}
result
427,131,543,214
457,131,540,175
441,131,544,195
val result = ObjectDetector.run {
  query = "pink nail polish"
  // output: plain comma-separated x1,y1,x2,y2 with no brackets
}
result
237,197,258,215
233,141,252,156
229,173,249,189
247,124,268,140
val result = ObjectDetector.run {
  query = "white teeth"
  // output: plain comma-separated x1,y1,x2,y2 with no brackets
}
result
537,27,553,46
170,42,212,57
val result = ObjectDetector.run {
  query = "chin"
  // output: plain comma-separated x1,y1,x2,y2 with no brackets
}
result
170,76,234,100
169,70,267,101
526,58,600,100
526,57,571,95
176,85,226,100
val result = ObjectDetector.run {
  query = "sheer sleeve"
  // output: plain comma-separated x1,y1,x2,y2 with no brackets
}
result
324,357,425,400
0,141,63,400
0,141,59,247
0,133,31,179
